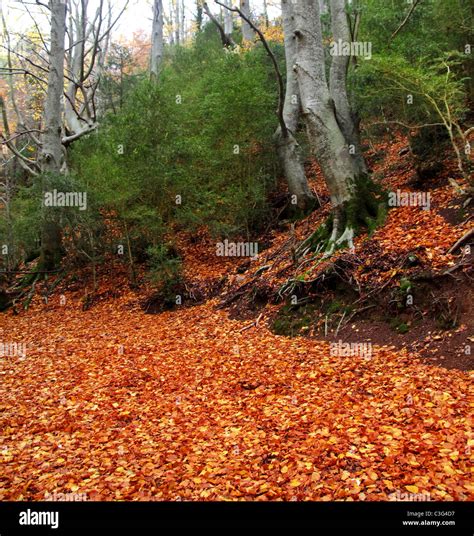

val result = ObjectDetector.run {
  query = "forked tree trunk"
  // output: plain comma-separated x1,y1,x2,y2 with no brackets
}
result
276,0,317,212
39,0,67,270
292,0,383,252
329,0,366,174
150,0,164,77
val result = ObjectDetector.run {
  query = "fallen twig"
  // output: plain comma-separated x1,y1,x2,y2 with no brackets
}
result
238,312,263,333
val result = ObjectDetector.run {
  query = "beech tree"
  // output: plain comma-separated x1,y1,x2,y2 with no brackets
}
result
239,0,253,41
1,0,127,270
150,0,164,77
223,0,233,40
290,0,384,252
276,0,317,211
217,0,316,211
39,0,67,270
329,0,366,175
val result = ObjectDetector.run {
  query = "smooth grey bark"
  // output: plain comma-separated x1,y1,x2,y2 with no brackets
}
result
64,0,87,137
223,0,233,38
239,0,253,41
329,0,366,174
292,0,367,248
40,0,67,174
39,0,67,270
150,0,164,77
276,0,316,211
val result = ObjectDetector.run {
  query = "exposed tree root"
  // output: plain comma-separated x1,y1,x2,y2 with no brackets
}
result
297,175,387,258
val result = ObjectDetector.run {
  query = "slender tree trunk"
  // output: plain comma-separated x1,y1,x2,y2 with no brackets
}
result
262,0,269,28
292,0,383,251
180,0,185,42
329,0,366,174
174,0,180,44
196,0,203,31
276,0,316,212
203,2,235,47
39,0,67,270
150,0,164,77
223,0,233,39
239,0,253,41
64,0,85,136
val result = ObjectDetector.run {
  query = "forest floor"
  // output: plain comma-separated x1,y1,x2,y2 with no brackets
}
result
0,136,473,501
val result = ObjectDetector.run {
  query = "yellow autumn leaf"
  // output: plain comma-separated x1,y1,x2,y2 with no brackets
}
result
405,485,419,493
443,464,456,475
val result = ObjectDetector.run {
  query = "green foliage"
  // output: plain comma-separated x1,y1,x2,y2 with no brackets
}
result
1,188,41,269
2,172,103,269
72,35,279,279
356,53,468,127
351,0,472,175
399,277,412,293
146,243,182,287
100,42,144,113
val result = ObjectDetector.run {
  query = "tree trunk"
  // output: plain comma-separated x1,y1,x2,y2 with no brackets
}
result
203,2,235,47
239,0,253,41
276,0,317,212
64,0,86,137
174,0,180,44
151,0,164,77
180,0,186,43
329,0,366,174
39,0,67,270
196,0,203,31
292,0,383,252
223,0,233,39
40,0,66,175
262,0,269,28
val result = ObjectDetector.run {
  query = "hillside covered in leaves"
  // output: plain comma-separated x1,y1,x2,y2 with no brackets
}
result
0,0,473,519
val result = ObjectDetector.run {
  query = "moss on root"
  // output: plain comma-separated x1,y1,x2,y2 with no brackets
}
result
300,174,388,256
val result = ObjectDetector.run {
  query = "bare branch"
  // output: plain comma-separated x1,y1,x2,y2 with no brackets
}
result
390,0,422,41
0,96,39,175
62,123,98,145
202,2,235,47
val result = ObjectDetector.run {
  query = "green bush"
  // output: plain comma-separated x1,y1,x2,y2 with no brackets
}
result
71,33,280,282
